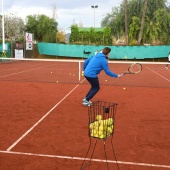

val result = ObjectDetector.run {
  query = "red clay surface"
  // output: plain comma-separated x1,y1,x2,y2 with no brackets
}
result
0,60,170,170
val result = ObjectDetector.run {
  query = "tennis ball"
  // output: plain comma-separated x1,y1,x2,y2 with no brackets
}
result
99,120,107,126
96,114,102,121
108,118,114,125
89,123,94,129
105,80,108,82
51,72,52,73
99,125,106,131
107,127,113,134
93,133,99,138
56,81,59,83
99,134,106,139
103,120,108,126
110,125,114,130
98,130,106,136
93,121,99,127
123,87,126,90
91,130,97,135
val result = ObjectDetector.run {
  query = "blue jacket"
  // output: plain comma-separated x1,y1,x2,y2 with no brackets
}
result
83,53,118,78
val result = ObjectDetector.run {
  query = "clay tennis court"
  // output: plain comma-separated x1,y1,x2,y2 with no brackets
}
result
0,59,170,170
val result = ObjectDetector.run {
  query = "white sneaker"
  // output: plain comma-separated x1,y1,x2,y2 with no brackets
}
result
82,98,92,104
82,99,92,106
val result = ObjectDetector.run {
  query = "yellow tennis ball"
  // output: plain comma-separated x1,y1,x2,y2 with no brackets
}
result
110,125,114,130
123,87,126,90
108,118,114,125
99,134,106,139
99,125,106,131
93,133,99,138
99,120,107,126
107,127,113,134
105,80,108,82
98,130,104,136
103,120,108,126
96,114,102,121
89,123,94,129
91,130,97,135
93,121,99,127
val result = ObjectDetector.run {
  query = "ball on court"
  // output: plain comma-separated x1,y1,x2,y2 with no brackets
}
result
51,72,52,73
123,87,126,90
105,80,108,82
56,81,59,83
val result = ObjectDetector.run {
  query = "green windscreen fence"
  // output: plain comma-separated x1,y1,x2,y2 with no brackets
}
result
0,43,11,57
38,43,170,60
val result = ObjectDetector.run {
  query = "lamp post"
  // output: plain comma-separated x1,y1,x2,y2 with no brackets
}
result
1,0,5,52
91,5,98,28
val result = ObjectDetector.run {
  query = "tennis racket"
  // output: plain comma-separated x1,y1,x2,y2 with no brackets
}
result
121,63,142,76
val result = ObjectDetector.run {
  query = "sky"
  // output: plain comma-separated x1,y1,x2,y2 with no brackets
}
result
1,0,123,33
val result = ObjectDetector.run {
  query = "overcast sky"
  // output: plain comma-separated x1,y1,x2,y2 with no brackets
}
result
2,0,123,33
2,0,170,33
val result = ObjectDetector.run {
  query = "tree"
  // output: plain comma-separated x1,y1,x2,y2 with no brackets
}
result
129,16,140,43
0,15,25,40
138,0,147,44
25,14,58,42
101,0,170,45
125,0,129,45
56,30,66,43
69,25,112,45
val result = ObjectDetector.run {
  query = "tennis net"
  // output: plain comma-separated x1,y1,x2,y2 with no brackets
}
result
0,58,170,88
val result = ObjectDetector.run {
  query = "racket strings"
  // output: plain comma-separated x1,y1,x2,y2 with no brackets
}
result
129,64,142,73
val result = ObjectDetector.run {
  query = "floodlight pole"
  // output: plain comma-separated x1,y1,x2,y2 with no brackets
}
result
1,0,5,52
91,5,98,28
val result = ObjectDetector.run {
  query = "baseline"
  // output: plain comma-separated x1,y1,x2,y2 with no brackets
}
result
0,150,170,169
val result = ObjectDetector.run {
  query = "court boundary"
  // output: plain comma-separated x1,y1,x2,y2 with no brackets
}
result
0,150,170,169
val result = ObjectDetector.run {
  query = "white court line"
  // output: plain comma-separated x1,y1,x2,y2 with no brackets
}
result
146,67,170,82
7,83,82,151
0,64,56,78
0,150,170,169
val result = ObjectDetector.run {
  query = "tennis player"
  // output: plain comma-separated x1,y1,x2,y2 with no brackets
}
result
82,47,122,106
